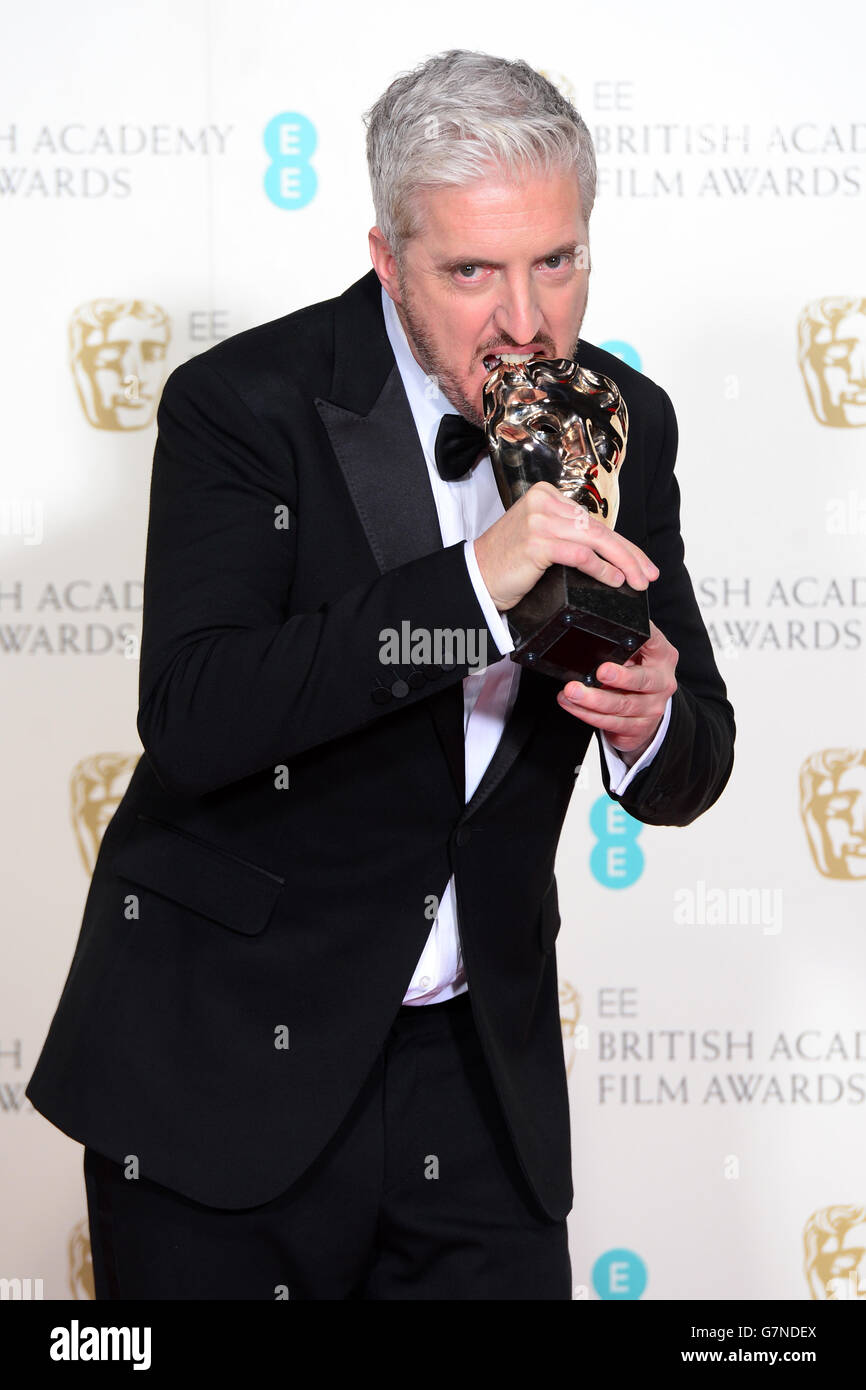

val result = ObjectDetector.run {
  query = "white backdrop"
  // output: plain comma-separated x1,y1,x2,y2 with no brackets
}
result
2,0,864,1301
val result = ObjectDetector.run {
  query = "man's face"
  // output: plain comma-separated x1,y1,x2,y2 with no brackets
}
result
371,166,589,427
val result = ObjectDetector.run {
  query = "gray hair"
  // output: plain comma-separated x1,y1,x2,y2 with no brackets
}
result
364,50,597,257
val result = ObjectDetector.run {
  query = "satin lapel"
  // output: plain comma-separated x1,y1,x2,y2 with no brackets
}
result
315,366,443,570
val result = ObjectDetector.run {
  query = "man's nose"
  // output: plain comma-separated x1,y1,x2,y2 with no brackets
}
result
493,277,542,347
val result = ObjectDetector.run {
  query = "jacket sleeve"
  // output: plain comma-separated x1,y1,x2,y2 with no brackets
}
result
136,354,503,799
595,383,736,826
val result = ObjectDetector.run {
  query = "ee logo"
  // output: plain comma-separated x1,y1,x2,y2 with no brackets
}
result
589,795,644,887
598,339,641,372
592,1248,647,1300
264,112,317,209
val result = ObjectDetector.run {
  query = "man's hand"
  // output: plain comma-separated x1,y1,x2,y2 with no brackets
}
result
556,620,679,762
473,481,658,612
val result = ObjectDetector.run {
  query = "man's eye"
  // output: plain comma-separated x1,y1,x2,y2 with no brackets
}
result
544,254,572,270
455,264,480,279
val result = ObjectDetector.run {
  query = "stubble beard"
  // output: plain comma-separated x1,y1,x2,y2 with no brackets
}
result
396,266,486,427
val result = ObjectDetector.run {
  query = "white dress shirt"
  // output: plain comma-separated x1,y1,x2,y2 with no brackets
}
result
380,287,672,1007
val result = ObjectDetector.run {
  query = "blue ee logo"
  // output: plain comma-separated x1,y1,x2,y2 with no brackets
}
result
264,112,317,209
598,339,641,372
592,1248,648,1300
589,795,644,888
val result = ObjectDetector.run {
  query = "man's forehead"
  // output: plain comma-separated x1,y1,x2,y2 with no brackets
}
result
413,171,585,250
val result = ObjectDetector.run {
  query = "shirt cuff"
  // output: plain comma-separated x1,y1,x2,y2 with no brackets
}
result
600,694,673,795
463,539,514,657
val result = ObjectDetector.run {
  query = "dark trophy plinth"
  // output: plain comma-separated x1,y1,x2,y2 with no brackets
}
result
483,357,650,686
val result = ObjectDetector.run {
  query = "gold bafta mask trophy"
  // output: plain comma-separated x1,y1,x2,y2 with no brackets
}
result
483,357,650,685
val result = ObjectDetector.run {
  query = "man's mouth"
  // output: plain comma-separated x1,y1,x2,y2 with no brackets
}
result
482,349,546,373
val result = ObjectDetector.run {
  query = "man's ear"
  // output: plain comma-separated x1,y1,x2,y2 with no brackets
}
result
368,227,403,304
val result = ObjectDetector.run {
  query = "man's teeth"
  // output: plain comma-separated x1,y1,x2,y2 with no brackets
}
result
486,351,538,369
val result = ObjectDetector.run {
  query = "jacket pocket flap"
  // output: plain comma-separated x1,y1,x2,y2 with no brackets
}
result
111,815,284,936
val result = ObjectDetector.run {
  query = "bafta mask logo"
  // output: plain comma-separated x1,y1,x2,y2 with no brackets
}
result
559,979,582,1077
69,298,171,431
68,1219,94,1300
798,297,866,428
484,359,628,526
70,753,139,874
804,1206,866,1299
799,749,866,881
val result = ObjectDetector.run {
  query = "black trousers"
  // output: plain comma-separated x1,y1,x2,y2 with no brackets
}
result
83,991,571,1300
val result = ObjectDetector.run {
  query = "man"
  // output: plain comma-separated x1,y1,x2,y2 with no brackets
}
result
26,50,735,1300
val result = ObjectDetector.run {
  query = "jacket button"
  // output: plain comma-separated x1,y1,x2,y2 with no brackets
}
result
455,827,472,846
372,687,391,704
391,679,409,698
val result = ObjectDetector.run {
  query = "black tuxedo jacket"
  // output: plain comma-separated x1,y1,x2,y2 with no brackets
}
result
27,268,735,1219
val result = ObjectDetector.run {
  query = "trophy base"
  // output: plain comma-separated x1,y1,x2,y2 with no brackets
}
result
506,564,651,685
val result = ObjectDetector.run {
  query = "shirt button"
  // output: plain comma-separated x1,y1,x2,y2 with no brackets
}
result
420,976,431,987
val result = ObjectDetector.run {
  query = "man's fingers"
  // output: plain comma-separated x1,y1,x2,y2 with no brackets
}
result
555,692,646,736
557,537,652,590
560,683,651,719
546,540,629,588
533,515,658,590
556,618,677,738
482,484,662,613
593,662,656,692
580,523,657,580
526,487,658,570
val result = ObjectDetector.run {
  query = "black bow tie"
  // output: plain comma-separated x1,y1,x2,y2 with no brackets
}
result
434,413,487,482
